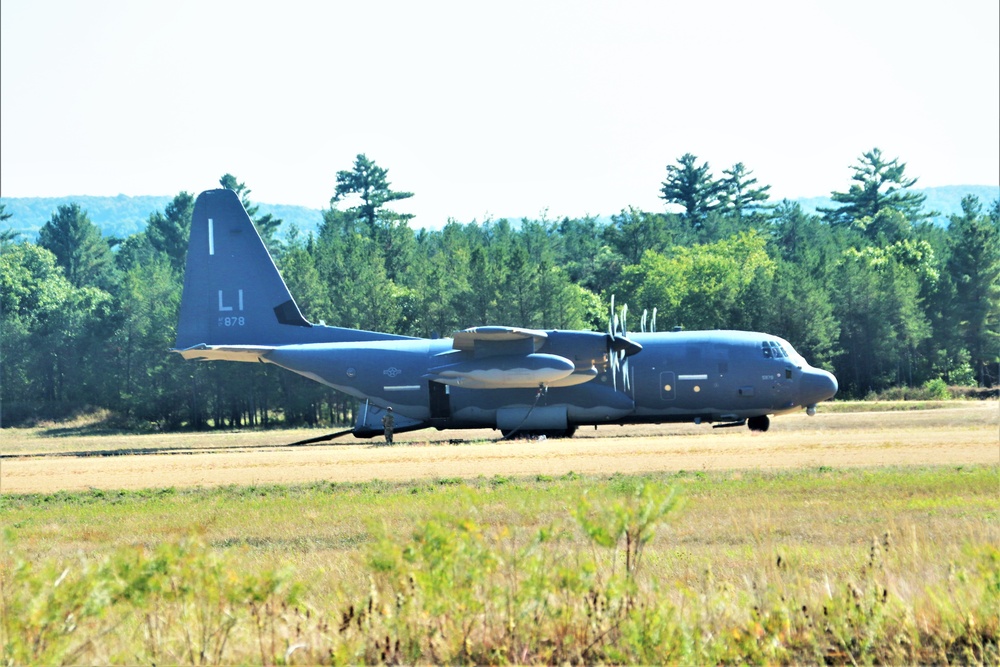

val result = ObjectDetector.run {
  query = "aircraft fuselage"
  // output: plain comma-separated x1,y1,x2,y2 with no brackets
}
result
262,329,837,437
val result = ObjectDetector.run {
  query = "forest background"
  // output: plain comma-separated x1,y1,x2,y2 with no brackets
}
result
2,149,998,429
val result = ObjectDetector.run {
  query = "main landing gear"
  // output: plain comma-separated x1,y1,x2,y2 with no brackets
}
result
747,415,770,432
500,426,578,440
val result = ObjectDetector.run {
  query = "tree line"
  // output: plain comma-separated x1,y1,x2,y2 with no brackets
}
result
2,150,998,429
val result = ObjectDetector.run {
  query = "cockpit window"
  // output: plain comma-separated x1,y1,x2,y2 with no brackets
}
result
761,340,788,359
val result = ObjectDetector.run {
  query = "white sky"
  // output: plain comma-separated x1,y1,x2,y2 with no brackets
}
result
2,0,998,226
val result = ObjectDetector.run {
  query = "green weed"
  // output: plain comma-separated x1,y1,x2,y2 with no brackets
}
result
3,466,998,664
2,535,301,665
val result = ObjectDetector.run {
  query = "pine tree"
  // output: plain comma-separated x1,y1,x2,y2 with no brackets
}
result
945,196,1000,385
659,153,726,229
219,173,282,247
0,204,20,248
721,162,772,222
820,148,928,226
332,154,414,230
331,154,415,280
146,191,195,272
37,204,115,289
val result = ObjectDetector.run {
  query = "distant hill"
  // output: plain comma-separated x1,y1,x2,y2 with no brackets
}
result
0,195,173,240
0,194,325,241
1,185,996,241
787,185,999,224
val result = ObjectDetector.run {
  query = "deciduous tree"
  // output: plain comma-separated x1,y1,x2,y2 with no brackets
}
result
615,231,775,331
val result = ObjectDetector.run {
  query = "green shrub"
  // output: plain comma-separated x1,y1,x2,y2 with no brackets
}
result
2,536,300,665
923,377,952,400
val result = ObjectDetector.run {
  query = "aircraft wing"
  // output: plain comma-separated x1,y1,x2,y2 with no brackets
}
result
173,344,276,362
425,326,586,389
451,326,548,353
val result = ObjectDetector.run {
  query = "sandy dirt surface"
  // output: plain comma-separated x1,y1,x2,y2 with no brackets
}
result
2,404,997,493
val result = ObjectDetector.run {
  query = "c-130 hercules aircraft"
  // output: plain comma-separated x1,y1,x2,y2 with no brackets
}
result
174,189,838,439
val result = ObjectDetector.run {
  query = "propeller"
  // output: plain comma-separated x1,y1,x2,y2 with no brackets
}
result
606,295,640,393
638,307,658,334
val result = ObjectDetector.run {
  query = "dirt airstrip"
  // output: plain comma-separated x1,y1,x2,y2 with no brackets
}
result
2,403,997,494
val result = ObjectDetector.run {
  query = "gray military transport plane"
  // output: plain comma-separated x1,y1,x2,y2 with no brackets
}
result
174,189,838,439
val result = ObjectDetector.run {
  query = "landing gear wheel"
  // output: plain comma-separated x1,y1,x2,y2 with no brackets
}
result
501,427,578,440
747,415,770,432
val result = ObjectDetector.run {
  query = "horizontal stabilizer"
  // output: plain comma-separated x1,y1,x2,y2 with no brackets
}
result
173,344,276,362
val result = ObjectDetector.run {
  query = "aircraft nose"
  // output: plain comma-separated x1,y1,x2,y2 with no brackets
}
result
800,368,838,406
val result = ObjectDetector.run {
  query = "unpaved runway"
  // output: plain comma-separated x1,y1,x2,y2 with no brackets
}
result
2,405,997,493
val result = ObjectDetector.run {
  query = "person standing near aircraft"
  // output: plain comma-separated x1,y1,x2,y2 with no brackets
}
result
382,407,395,446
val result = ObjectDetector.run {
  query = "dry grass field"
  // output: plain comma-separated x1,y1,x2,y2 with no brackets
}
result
2,401,997,493
3,402,998,664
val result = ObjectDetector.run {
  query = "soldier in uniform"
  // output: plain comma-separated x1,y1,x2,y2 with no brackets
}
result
381,407,395,446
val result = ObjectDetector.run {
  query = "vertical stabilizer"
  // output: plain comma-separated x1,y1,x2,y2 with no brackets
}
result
174,188,410,353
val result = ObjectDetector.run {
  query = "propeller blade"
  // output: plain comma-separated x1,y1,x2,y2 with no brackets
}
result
641,309,648,333
611,350,618,389
609,294,616,339
651,307,657,333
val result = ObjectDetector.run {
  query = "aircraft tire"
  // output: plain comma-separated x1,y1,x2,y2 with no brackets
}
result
747,415,770,432
500,427,578,439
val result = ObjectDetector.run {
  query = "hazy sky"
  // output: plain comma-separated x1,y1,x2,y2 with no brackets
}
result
2,0,997,226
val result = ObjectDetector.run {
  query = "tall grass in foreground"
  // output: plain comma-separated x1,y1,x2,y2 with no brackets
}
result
3,468,998,664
